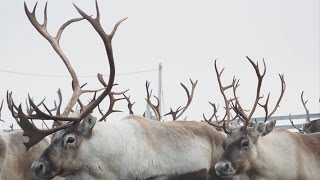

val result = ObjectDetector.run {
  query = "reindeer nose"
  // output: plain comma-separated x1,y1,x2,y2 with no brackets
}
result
215,161,233,176
31,160,47,176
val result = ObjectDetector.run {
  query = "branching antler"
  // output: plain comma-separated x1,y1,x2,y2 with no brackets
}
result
214,60,238,134
51,89,63,127
164,79,198,120
214,57,285,133
258,74,286,122
145,81,161,120
203,102,225,131
300,91,310,122
203,101,218,122
232,57,267,131
123,94,135,115
246,57,266,119
289,113,304,134
97,74,128,121
8,0,126,150
24,2,85,116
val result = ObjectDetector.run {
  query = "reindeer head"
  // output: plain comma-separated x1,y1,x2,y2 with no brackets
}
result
215,120,276,177
211,57,285,178
7,0,126,178
289,91,320,134
32,114,97,178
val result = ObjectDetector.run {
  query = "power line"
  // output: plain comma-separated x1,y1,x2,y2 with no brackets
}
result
0,68,159,78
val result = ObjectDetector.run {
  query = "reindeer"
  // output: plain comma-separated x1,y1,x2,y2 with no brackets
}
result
7,1,227,179
0,131,66,180
213,57,320,179
290,91,320,134
0,97,64,180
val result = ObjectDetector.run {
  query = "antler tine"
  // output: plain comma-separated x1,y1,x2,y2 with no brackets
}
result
258,93,270,123
26,97,46,116
123,94,135,115
72,1,126,121
55,89,62,116
230,57,267,131
97,90,127,121
24,2,85,116
230,78,251,126
71,81,85,112
202,102,221,129
289,113,304,134
0,99,4,122
16,105,74,150
214,60,235,131
164,106,182,121
175,79,198,120
51,89,63,128
300,91,310,122
266,74,285,120
42,120,50,130
27,95,79,121
0,99,3,113
145,81,161,120
6,91,19,119
164,79,198,121
258,74,286,122
203,101,218,122
245,56,266,121
97,74,128,121
231,99,250,130
204,118,223,130
220,106,228,123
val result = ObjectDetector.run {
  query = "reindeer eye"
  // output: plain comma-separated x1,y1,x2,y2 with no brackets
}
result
241,140,249,148
66,137,75,144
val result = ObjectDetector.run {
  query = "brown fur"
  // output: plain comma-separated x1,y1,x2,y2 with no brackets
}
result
217,123,320,179
0,131,63,180
35,115,226,179
130,115,226,179
0,136,7,175
303,119,320,133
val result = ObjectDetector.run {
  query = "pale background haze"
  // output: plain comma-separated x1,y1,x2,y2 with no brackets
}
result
0,0,319,130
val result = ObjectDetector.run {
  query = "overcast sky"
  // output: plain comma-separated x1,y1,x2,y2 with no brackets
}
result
0,0,319,130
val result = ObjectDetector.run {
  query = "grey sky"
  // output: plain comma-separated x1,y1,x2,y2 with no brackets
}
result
0,0,319,129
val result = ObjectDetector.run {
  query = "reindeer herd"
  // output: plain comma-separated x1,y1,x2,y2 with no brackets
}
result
0,1,319,180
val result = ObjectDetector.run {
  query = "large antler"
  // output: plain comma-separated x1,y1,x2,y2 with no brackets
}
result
232,57,285,131
164,79,198,120
214,60,238,134
8,0,126,150
231,57,266,131
24,2,84,116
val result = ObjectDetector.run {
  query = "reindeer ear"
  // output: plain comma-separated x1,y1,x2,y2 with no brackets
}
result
302,122,312,133
254,119,276,136
76,114,97,137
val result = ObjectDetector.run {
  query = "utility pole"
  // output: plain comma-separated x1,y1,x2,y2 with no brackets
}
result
146,99,151,119
145,63,163,120
158,62,162,120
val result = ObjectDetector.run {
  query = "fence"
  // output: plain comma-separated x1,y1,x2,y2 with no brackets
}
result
253,113,320,131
